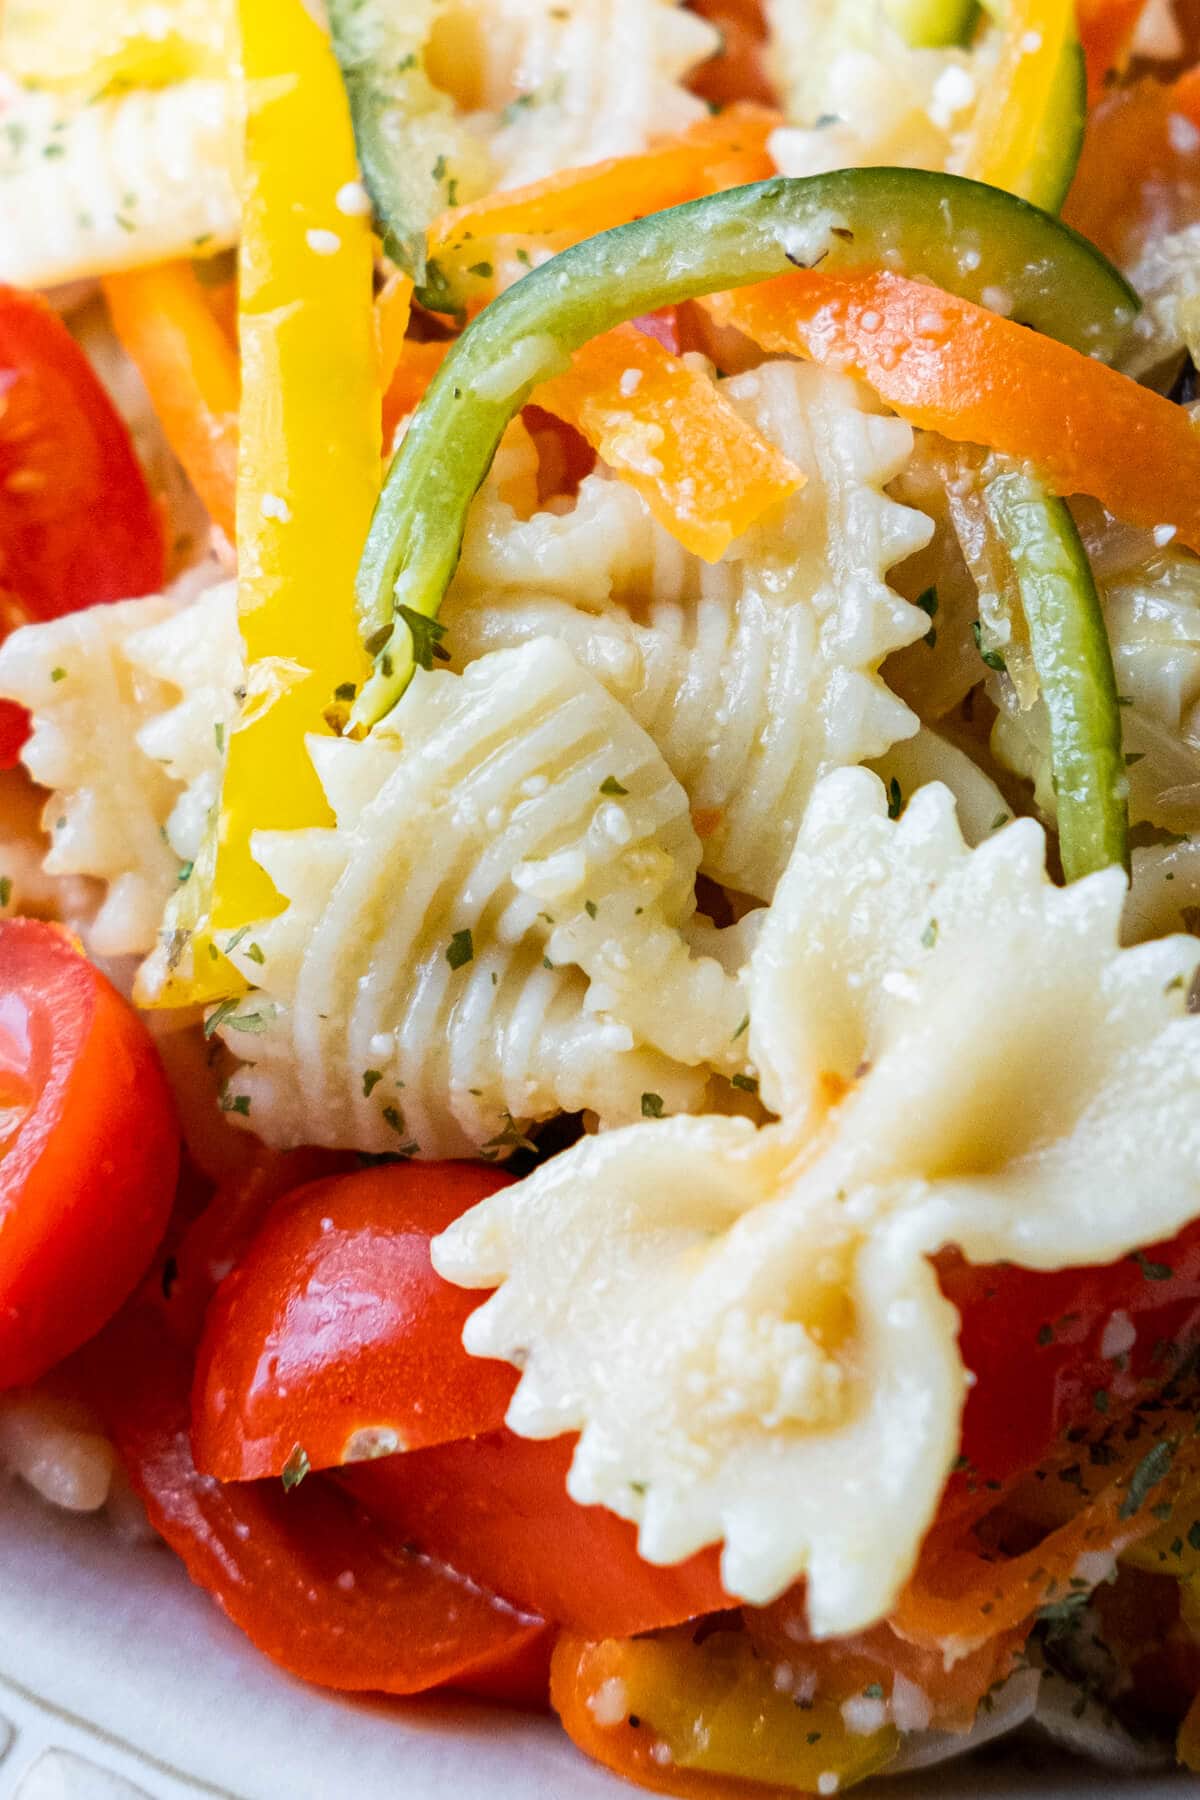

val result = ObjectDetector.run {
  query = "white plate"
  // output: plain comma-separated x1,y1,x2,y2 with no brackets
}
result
2,1478,1189,1800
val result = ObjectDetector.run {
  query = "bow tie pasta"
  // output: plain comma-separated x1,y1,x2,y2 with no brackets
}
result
434,767,1200,1636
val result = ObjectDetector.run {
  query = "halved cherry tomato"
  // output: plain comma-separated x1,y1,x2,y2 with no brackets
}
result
0,288,166,767
0,918,178,1388
0,288,165,621
343,1429,729,1638
938,1216,1200,1505
191,1162,517,1479
87,1304,550,1699
157,1144,354,1350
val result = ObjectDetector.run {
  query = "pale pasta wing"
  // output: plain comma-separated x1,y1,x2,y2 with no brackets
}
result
0,583,239,956
766,0,994,179
435,769,1200,1637
437,0,718,189
216,637,745,1156
0,80,239,288
449,362,932,899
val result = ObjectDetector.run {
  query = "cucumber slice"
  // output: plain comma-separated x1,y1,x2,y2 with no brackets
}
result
984,464,1129,879
326,0,490,288
348,166,1138,730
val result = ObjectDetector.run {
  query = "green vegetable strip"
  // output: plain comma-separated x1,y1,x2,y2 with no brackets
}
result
327,0,489,290
984,465,1129,879
347,167,1137,730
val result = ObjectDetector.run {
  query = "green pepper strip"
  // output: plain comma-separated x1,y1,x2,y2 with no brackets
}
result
347,167,1136,732
984,466,1129,878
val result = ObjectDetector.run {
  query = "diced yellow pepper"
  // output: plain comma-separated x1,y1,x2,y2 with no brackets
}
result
614,1628,899,1789
143,0,379,1005
962,0,1077,204
1121,1475,1200,1581
0,0,232,91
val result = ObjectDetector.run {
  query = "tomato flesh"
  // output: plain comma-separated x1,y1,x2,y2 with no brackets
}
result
343,1429,729,1638
940,1219,1200,1504
0,288,165,623
191,1162,518,1479
0,918,179,1388
87,1304,550,1700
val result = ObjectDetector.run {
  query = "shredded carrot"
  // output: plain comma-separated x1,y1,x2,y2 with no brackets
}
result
426,104,779,266
705,268,1200,551
382,338,454,447
892,1420,1200,1654
103,261,239,542
534,322,803,560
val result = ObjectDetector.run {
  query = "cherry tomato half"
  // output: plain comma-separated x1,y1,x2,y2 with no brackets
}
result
88,1304,549,1701
343,1429,729,1638
0,288,166,767
0,288,166,623
0,918,179,1387
939,1218,1200,1503
191,1162,518,1480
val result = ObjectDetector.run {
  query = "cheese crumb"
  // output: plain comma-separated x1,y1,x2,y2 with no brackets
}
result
818,1775,840,1796
306,228,342,256
1101,1308,1136,1359
335,181,372,217
260,493,292,523
587,1677,629,1727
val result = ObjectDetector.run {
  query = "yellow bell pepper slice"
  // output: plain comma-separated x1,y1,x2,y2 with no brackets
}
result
553,1628,899,1793
141,0,379,1006
0,0,232,91
961,0,1080,206
1120,1473,1200,1581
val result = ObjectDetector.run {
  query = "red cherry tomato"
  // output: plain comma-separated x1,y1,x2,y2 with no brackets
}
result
0,701,29,769
343,1430,729,1638
938,1218,1200,1501
88,1304,551,1700
0,918,179,1387
0,288,166,768
191,1163,518,1480
0,288,165,622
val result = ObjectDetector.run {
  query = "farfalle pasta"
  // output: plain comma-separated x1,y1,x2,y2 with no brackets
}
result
1,0,1199,1793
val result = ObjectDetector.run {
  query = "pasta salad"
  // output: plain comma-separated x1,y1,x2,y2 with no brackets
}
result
1,0,1200,1791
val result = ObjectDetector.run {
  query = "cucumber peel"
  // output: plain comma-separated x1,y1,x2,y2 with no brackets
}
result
327,0,490,290
346,167,1137,733
984,465,1129,879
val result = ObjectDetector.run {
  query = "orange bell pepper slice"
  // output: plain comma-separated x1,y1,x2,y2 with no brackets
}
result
103,260,240,543
382,338,453,446
534,322,804,560
706,268,1200,551
426,103,779,268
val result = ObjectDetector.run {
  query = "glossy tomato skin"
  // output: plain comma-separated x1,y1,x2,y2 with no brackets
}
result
0,288,165,623
342,1429,729,1638
87,1304,549,1700
0,919,178,1387
939,1219,1200,1498
191,1162,517,1480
